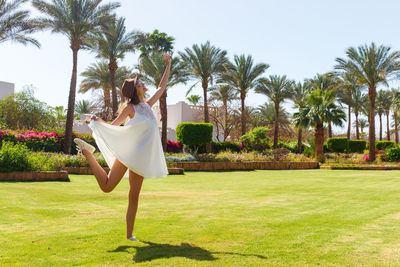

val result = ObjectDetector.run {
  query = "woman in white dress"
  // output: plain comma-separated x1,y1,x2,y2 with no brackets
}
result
73,54,171,242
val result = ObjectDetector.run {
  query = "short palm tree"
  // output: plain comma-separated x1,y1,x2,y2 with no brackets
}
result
79,61,134,112
296,89,346,162
139,52,189,151
86,17,137,114
75,99,94,115
179,41,228,124
255,75,293,148
135,29,175,58
291,81,311,153
257,102,290,129
209,85,238,141
335,43,400,161
218,54,269,135
380,90,393,141
0,0,41,47
32,0,120,154
186,95,201,106
357,118,368,134
352,88,366,140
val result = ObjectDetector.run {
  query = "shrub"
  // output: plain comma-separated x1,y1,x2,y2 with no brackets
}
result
387,147,400,162
278,141,307,153
348,140,367,153
326,137,349,153
240,127,271,152
176,123,213,153
375,141,396,151
0,141,33,172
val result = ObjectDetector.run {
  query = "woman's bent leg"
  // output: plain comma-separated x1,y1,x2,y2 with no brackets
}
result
82,150,127,193
126,170,144,238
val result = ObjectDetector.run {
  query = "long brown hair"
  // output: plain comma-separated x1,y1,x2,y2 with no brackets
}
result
117,77,140,117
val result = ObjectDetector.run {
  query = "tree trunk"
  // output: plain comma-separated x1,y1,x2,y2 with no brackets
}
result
355,110,360,140
273,103,279,149
224,100,228,141
297,127,302,153
109,60,118,116
386,111,390,141
63,46,80,154
202,79,211,153
315,123,325,162
103,87,111,112
240,92,246,136
395,111,399,144
379,113,382,141
160,90,168,152
369,87,376,161
328,122,332,138
347,104,351,139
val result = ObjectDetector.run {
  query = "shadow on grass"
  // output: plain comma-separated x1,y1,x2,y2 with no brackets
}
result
109,241,268,263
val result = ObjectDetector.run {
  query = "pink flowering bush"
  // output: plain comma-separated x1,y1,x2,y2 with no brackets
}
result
0,129,96,154
166,140,183,153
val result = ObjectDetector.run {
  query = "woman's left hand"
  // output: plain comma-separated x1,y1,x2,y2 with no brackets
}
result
163,54,171,65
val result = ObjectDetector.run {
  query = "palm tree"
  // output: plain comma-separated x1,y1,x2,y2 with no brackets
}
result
256,102,290,129
255,75,293,148
209,85,238,141
218,54,269,135
307,73,338,138
86,17,137,114
179,41,228,124
352,88,366,140
0,0,41,47
380,90,393,141
32,0,120,154
135,29,175,58
335,43,400,161
187,95,201,106
392,88,400,143
79,61,134,113
376,90,385,141
358,118,368,135
75,99,94,115
291,81,311,152
139,53,188,151
296,89,345,162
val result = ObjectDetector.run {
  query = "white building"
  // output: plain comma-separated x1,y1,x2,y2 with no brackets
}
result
152,101,224,142
0,81,14,99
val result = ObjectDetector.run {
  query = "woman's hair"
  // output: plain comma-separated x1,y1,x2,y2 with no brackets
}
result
121,77,140,105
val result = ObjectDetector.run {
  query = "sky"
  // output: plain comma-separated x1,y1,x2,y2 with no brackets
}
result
2,0,400,134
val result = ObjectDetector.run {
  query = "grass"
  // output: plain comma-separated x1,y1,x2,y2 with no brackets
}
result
2,170,400,266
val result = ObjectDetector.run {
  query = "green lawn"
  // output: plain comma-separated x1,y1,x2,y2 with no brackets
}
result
2,170,400,266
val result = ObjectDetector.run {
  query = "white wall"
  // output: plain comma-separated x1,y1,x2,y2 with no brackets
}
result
0,81,14,99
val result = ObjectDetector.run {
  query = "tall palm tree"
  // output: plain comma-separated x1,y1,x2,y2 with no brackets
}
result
218,54,269,135
357,118,368,135
295,89,345,162
209,85,238,141
376,90,385,141
380,90,393,141
139,53,188,151
255,75,293,148
186,95,201,106
179,41,228,124
87,17,137,114
0,0,41,47
335,43,400,161
392,88,400,143
352,88,366,139
79,61,134,112
291,81,311,153
32,0,120,154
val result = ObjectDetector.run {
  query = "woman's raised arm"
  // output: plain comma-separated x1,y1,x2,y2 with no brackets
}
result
146,54,171,107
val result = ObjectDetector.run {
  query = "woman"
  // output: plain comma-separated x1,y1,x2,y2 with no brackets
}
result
74,54,171,242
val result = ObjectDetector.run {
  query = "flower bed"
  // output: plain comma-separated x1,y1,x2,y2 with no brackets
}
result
175,161,319,171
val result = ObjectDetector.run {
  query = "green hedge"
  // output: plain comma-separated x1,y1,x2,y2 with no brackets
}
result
326,137,349,153
348,140,366,153
387,147,400,162
176,122,213,146
188,141,241,154
375,141,396,151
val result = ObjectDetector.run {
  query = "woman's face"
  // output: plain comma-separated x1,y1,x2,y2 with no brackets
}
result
135,80,148,96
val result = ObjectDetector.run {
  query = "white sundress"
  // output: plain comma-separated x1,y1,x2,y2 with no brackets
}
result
88,102,168,179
